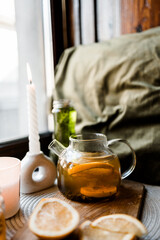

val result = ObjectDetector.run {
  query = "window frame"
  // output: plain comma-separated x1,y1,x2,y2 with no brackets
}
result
0,0,57,158
0,0,71,158
0,0,76,159
0,132,52,159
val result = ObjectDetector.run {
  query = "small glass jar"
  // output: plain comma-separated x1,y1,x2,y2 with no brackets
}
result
0,192,6,240
52,99,77,147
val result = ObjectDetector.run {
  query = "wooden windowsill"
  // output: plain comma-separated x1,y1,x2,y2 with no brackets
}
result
0,131,52,160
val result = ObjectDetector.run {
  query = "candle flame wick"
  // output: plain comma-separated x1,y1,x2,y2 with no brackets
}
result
26,62,32,84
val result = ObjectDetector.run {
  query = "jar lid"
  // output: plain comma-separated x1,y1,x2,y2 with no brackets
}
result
53,99,71,110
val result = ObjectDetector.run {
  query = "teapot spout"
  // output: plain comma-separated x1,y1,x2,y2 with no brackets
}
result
48,139,66,157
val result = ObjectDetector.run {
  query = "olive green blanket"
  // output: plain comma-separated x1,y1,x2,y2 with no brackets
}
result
54,27,160,185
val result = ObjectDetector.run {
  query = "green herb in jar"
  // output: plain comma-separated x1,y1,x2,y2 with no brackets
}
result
52,99,77,147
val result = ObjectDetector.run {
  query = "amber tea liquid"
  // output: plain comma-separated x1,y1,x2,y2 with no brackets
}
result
0,211,6,240
57,152,121,201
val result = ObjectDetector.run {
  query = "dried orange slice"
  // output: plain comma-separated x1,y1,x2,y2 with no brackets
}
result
80,186,117,198
91,214,147,237
79,220,135,240
68,162,113,175
29,198,79,239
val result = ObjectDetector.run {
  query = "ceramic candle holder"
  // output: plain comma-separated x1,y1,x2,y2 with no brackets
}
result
20,151,56,194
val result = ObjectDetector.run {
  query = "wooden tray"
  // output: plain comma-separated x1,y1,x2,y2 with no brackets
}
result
12,180,145,240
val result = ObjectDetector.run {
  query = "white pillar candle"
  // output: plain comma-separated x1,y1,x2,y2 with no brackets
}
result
26,63,40,154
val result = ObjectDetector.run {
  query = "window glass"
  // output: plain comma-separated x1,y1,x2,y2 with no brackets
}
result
0,0,53,142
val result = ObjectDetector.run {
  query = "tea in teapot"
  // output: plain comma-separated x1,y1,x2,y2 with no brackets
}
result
48,133,136,201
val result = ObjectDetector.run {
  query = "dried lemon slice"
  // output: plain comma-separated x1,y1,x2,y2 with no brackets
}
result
68,162,113,175
91,214,147,237
80,186,117,198
79,220,135,240
29,198,79,239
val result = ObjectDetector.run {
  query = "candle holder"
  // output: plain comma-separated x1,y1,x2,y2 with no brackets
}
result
20,151,56,194
22,63,56,194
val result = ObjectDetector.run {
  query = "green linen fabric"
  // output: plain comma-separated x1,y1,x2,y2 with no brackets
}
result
54,27,160,185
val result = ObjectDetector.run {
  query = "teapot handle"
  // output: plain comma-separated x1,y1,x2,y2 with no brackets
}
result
107,139,136,179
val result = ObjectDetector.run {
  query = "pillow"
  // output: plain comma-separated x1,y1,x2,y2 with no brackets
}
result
54,27,160,185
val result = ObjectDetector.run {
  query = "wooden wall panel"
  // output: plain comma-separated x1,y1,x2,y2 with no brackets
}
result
81,0,96,44
62,0,75,48
50,0,64,66
121,0,160,34
50,0,160,65
97,0,121,41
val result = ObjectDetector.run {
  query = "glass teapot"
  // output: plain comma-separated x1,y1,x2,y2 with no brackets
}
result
48,133,136,201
